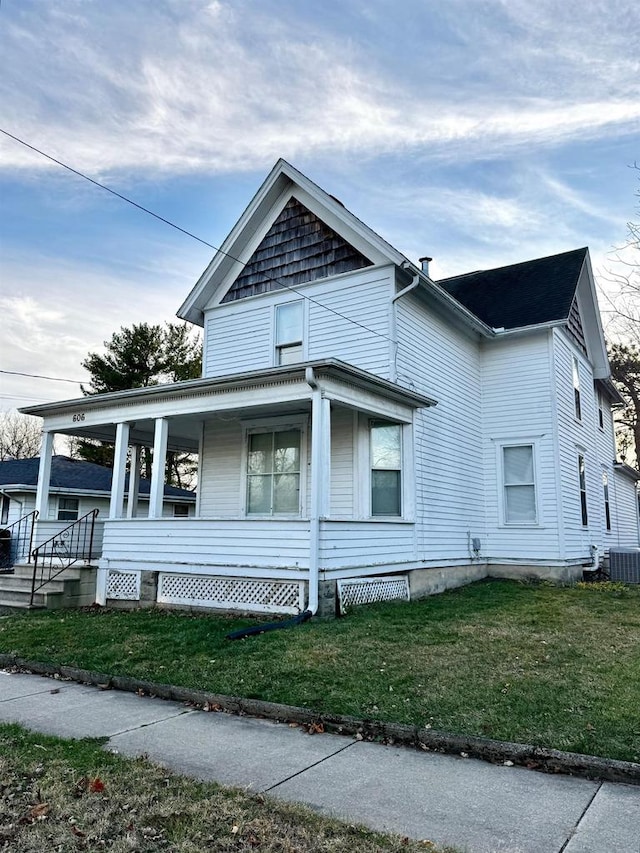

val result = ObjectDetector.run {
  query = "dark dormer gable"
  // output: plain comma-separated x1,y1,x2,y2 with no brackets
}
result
221,197,373,303
436,247,588,331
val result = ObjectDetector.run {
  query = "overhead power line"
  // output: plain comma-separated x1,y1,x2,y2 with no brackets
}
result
0,128,393,344
0,369,84,384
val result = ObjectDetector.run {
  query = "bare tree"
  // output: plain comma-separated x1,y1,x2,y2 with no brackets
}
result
0,411,42,461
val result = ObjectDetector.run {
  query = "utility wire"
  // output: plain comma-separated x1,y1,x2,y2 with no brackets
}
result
0,369,84,384
1,128,394,344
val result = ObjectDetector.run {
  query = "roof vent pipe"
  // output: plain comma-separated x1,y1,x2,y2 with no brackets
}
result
419,256,432,276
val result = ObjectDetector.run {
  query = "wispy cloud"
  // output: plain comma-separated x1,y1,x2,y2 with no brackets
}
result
1,1,638,177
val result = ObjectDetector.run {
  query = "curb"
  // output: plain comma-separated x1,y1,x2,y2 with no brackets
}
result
2,653,639,786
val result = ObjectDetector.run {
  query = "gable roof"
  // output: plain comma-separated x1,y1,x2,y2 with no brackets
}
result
178,159,409,325
0,456,195,500
221,196,373,302
436,248,588,331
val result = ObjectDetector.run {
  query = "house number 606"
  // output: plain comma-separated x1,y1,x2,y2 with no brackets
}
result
72,413,85,422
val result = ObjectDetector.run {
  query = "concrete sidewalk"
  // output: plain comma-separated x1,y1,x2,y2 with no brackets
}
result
1,670,638,853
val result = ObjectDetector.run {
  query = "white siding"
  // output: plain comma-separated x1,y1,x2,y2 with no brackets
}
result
481,333,560,561
101,518,310,572
611,471,640,548
306,269,392,376
553,329,607,559
203,266,394,379
319,520,415,571
395,294,485,562
199,419,244,517
330,406,354,517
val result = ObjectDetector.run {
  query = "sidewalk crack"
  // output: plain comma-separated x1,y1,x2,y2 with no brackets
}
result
263,739,358,793
558,781,603,853
106,709,196,739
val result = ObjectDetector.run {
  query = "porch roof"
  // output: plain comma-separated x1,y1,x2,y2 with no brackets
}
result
21,360,437,451
22,360,436,417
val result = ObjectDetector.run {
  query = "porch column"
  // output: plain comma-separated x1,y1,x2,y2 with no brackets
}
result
34,431,55,519
309,393,331,613
148,417,169,519
126,444,141,519
109,422,130,519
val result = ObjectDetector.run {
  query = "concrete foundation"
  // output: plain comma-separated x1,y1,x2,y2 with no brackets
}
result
409,564,488,599
487,563,584,584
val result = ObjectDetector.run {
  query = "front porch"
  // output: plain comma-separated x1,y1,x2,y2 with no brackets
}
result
22,360,435,616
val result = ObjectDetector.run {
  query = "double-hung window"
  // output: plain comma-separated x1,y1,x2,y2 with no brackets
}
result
578,454,588,526
502,444,537,524
275,301,303,365
370,421,402,516
247,428,301,515
572,357,582,420
602,471,611,532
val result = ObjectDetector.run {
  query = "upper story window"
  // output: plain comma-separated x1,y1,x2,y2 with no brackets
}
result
578,454,588,526
57,497,79,522
275,301,303,365
502,444,537,524
370,421,402,516
247,428,301,515
597,389,605,430
572,357,582,421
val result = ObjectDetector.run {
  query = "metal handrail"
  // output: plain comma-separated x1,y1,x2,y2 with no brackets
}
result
30,509,99,606
0,509,39,571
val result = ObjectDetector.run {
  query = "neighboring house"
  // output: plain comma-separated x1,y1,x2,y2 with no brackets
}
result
0,455,196,564
20,160,640,615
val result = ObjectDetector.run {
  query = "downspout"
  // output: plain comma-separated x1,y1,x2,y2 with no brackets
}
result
390,264,421,382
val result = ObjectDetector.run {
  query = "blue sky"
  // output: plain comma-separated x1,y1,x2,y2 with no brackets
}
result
1,0,639,412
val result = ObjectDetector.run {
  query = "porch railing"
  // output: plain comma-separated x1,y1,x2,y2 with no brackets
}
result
0,510,39,572
30,509,99,605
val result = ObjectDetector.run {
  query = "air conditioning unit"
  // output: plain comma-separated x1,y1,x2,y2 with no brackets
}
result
609,548,640,584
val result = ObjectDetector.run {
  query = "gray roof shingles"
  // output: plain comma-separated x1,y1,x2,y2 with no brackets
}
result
436,247,588,330
0,456,195,499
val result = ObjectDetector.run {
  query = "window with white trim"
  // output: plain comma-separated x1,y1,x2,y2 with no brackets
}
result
602,471,611,532
370,421,402,516
572,357,582,420
57,497,79,521
597,390,605,430
578,454,588,526
502,444,537,524
275,301,303,365
247,428,301,515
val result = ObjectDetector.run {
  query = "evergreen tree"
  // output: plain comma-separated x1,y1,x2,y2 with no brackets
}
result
73,322,201,486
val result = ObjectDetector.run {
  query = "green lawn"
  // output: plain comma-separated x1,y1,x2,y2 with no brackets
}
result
1,579,639,762
0,724,454,852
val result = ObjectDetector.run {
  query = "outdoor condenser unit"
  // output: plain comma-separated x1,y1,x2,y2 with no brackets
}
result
609,548,640,584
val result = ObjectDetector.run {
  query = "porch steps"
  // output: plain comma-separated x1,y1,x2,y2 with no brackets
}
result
0,562,95,611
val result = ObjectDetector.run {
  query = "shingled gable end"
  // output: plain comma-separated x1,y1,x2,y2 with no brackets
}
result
11,159,639,616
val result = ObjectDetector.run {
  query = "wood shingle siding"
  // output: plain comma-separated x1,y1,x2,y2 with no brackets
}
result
222,197,373,302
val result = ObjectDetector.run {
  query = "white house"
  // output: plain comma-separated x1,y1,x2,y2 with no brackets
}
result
20,160,640,615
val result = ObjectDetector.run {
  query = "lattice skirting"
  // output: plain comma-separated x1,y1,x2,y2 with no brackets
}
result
106,570,141,601
157,574,304,614
337,575,409,613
